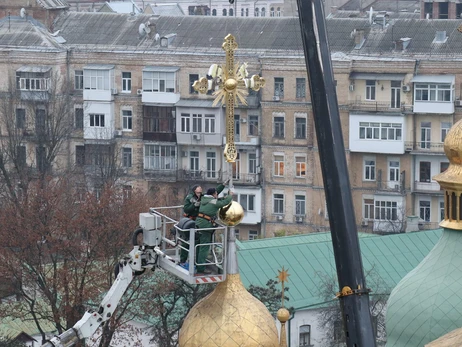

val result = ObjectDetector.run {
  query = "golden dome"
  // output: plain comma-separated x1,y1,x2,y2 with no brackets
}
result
433,119,462,230
218,201,245,226
178,274,279,347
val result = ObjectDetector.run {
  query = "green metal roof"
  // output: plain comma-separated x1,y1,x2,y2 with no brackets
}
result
237,229,442,311
236,231,378,250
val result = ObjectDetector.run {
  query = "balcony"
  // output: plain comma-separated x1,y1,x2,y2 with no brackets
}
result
348,101,404,112
232,173,260,185
413,181,443,193
143,169,177,182
404,141,444,153
178,170,223,182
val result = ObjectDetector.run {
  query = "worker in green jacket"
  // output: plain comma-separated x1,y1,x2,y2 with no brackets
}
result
195,187,233,275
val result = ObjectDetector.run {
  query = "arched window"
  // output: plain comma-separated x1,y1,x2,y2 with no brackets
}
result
223,8,227,16
270,7,275,16
229,8,233,16
299,325,311,347
277,7,281,16
212,9,217,16
254,7,259,17
246,8,249,16
261,7,266,16
241,8,244,16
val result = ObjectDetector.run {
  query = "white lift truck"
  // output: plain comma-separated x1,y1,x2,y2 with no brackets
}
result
41,206,227,347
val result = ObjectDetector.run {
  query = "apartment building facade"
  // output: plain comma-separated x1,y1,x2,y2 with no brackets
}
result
0,5,458,239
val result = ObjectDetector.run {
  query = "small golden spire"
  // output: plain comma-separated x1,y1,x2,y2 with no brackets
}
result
277,267,290,347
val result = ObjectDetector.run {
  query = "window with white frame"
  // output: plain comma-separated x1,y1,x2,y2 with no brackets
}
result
366,80,376,100
389,160,400,182
299,325,311,347
375,200,398,220
122,110,132,131
270,7,275,16
254,7,259,16
274,116,285,138
295,195,306,216
295,117,306,139
17,71,50,91
296,78,306,98
190,151,200,175
440,200,445,221
206,152,216,178
204,114,215,133
415,84,451,102
295,156,306,177
364,158,376,181
420,200,431,222
359,122,402,140
89,114,105,127
144,144,176,170
122,72,131,92
192,114,202,132
143,71,175,92
419,161,431,182
421,122,431,149
273,193,284,214
249,153,257,174
274,155,284,176
75,70,83,90
181,113,190,132
274,77,284,97
441,122,451,142
363,198,374,220
84,69,110,90
240,194,255,212
249,230,258,240
122,147,132,168
276,7,281,16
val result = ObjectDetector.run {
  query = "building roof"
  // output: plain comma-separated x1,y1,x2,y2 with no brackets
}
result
99,1,142,14
37,0,70,9
237,229,442,310
145,3,185,16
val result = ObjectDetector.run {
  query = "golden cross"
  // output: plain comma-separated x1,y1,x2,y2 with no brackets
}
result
277,266,290,308
192,34,265,163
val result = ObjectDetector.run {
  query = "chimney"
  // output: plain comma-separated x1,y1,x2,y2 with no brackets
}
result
331,6,338,15
354,29,365,45
405,215,420,232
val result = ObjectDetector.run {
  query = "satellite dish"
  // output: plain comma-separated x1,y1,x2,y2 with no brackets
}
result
369,7,373,24
144,26,151,34
138,23,146,36
20,8,26,18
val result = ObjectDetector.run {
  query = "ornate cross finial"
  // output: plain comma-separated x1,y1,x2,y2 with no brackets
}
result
192,34,265,163
277,266,290,308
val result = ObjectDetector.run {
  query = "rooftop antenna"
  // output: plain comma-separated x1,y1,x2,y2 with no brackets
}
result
369,7,373,24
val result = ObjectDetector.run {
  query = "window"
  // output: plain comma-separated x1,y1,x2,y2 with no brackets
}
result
35,109,46,134
246,8,249,16
419,161,431,182
296,78,306,98
240,194,255,212
76,145,85,166
122,72,131,92
390,81,401,109
190,74,199,94
223,8,227,16
276,7,281,16
249,153,257,174
75,108,83,129
273,193,284,214
274,155,284,176
295,117,306,139
295,195,306,216
144,144,176,170
190,151,200,175
364,198,374,219
16,108,25,129
181,113,190,132
249,115,259,135
17,145,26,168
261,7,265,16
359,122,402,141
274,116,285,138
212,9,216,15
295,156,306,177
299,324,311,347
122,110,132,131
249,230,258,240
364,158,376,181
420,200,431,222
122,147,132,168
123,185,132,200
274,77,284,97
254,7,259,16
241,8,244,16
206,152,216,178
235,229,240,239
389,160,400,182
89,114,105,128
441,122,451,142
270,7,275,16
84,69,109,90
440,162,449,172
204,114,215,133
143,71,175,92
421,122,431,149
192,114,202,132
415,84,451,102
36,146,46,172
144,106,175,133
232,153,241,180
366,80,376,100
75,70,83,90
375,200,398,220
440,200,445,221
229,8,233,16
